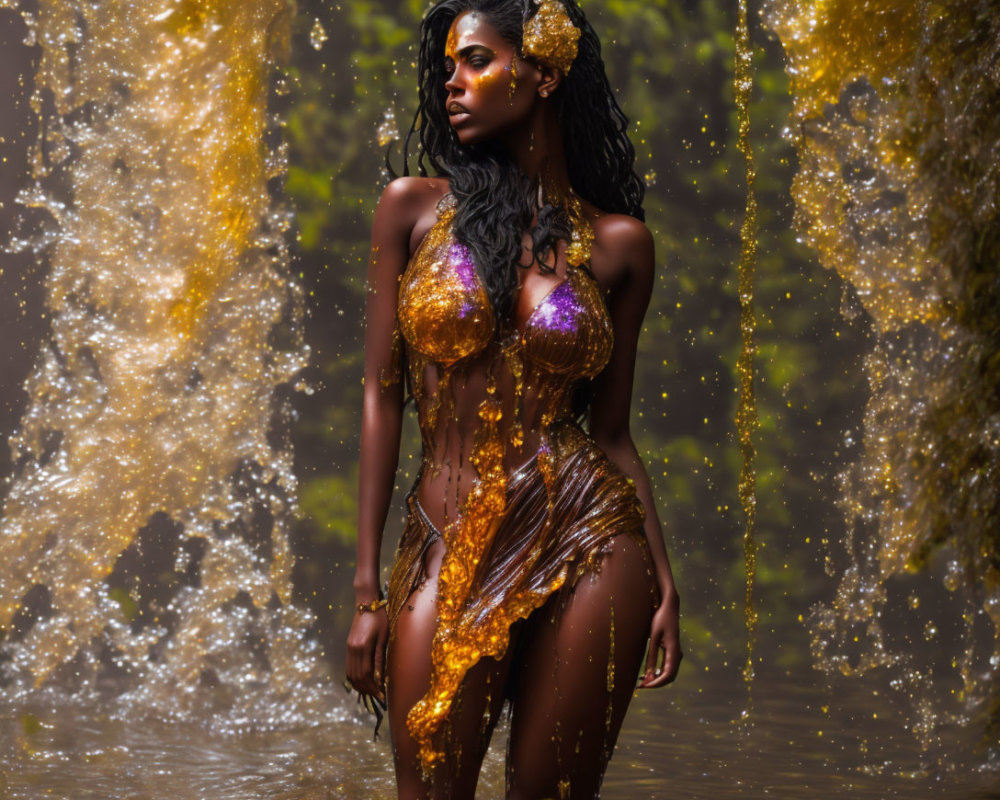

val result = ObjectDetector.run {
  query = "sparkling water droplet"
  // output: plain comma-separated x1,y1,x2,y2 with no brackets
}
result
942,559,962,592
377,108,399,147
309,18,328,51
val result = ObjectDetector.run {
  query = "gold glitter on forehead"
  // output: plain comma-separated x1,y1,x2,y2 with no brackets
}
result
445,23,460,60
522,0,580,75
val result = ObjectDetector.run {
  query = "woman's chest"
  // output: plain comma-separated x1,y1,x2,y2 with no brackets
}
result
397,222,613,379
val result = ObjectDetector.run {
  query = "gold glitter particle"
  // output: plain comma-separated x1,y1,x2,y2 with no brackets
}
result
376,107,400,148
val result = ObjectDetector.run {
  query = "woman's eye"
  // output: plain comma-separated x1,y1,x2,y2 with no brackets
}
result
469,56,490,69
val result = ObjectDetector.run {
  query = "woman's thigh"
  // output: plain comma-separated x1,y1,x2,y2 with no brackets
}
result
505,534,657,800
387,539,513,800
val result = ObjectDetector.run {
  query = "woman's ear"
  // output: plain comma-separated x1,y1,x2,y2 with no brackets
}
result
537,65,563,98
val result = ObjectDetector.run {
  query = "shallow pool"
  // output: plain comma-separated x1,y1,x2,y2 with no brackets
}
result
2,648,997,799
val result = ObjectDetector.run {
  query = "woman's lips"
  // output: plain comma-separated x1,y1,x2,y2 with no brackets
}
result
448,106,470,126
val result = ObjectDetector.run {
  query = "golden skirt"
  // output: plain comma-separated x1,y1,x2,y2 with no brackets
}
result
385,420,651,772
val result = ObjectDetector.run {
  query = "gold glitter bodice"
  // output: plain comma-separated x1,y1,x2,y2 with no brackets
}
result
517,264,613,379
397,194,612,384
397,198,495,367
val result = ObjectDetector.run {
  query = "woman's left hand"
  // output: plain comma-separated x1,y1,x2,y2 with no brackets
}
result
638,587,681,688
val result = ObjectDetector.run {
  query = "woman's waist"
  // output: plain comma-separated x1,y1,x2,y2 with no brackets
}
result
413,444,544,501
408,420,642,543
412,373,582,439
412,419,594,516
418,414,584,467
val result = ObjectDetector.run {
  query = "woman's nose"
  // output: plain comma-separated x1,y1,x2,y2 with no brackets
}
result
444,69,463,94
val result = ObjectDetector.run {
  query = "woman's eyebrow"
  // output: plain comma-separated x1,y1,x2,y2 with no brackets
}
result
456,44,495,57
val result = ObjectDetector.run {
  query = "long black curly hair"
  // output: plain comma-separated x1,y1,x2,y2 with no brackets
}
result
389,0,645,326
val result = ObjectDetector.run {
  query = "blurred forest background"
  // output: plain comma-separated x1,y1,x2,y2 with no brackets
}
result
277,0,867,681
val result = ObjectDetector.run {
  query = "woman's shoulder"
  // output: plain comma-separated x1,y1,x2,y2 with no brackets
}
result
591,211,652,251
585,206,654,291
376,177,451,253
379,175,449,208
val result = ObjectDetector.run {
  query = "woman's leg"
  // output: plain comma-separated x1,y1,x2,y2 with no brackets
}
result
505,534,657,800
387,538,514,800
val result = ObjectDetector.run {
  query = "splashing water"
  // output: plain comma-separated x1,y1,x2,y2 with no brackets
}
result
762,0,1000,759
0,0,339,728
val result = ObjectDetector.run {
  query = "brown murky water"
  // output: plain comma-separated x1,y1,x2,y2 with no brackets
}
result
3,657,998,798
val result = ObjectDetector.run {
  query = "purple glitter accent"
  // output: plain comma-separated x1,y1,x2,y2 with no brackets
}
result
528,281,583,334
448,242,482,319
458,299,477,318
449,243,479,291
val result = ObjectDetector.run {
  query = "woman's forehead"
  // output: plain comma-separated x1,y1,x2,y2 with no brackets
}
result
446,11,511,57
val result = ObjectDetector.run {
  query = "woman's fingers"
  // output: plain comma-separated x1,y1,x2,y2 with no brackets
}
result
639,628,663,687
345,612,389,699
346,636,367,694
642,638,682,688
637,635,682,688
346,620,374,695
638,599,682,689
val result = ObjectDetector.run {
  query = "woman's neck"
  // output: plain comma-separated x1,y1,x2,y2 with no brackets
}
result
502,102,571,201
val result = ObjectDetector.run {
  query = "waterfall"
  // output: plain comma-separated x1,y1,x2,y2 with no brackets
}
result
0,0,337,728
763,0,1000,756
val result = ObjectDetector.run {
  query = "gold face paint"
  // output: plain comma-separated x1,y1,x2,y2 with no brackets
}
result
472,64,504,91
446,11,487,63
507,58,518,102
446,12,507,93
443,11,530,144
445,23,460,63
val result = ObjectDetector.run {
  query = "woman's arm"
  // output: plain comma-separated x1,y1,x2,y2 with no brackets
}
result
346,178,430,700
589,216,682,689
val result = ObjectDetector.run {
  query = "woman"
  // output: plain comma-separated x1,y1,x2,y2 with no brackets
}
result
345,1,681,796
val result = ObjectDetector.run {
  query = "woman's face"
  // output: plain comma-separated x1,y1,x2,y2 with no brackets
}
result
443,11,540,145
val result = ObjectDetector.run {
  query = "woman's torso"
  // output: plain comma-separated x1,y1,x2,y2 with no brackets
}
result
395,185,614,531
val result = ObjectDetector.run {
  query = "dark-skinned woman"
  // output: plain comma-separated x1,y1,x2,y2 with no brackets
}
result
345,2,681,797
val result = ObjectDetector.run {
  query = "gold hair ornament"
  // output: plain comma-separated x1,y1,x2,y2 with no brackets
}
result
522,0,580,75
